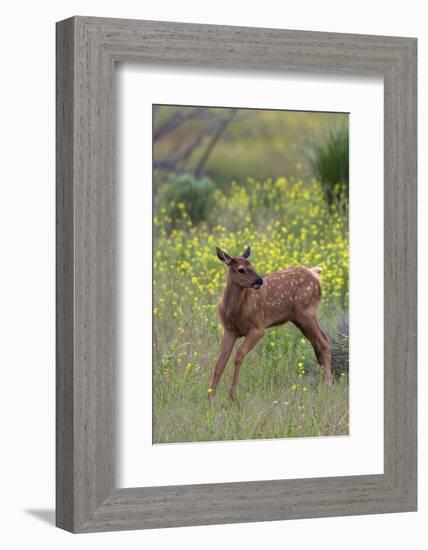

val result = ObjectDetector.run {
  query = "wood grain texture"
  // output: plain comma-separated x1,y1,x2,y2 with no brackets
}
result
56,16,417,533
56,18,75,532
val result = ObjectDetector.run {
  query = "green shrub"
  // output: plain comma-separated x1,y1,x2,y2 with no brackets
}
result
159,173,217,226
307,127,349,208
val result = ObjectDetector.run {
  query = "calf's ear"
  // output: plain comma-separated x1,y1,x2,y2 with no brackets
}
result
242,245,251,258
216,246,233,265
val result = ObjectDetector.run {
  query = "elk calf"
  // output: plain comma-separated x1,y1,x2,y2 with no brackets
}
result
210,245,332,400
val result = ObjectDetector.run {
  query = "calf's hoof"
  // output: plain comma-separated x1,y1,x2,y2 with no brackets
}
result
324,376,333,387
229,389,237,401
208,387,215,404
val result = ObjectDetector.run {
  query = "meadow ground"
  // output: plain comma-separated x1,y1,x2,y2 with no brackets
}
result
153,177,349,443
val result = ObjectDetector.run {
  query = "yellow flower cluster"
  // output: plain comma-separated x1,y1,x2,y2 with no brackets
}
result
153,177,348,340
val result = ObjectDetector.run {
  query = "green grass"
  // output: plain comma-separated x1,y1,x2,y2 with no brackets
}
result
153,320,349,443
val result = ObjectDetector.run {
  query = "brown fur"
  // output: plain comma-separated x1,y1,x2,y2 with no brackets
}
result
210,247,332,401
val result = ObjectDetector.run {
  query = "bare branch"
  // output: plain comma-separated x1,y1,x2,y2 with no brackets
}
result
170,129,208,166
153,107,209,141
194,109,238,177
153,128,211,172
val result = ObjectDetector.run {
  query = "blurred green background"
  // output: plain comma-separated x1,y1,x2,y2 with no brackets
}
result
153,105,348,199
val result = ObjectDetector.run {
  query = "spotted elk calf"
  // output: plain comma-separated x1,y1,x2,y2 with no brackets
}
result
210,246,332,401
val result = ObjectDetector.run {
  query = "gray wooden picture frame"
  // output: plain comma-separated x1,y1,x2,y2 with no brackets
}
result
56,16,417,533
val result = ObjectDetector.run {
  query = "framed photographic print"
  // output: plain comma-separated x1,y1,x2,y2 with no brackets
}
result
56,16,417,532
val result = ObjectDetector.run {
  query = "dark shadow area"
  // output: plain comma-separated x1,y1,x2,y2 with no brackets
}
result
25,508,55,526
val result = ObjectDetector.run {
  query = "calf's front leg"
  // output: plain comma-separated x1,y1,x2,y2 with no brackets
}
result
229,328,265,401
209,330,237,400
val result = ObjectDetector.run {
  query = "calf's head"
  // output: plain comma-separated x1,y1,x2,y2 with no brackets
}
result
216,245,263,289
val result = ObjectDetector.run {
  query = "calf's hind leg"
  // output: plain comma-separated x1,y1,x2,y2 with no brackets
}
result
292,313,332,386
